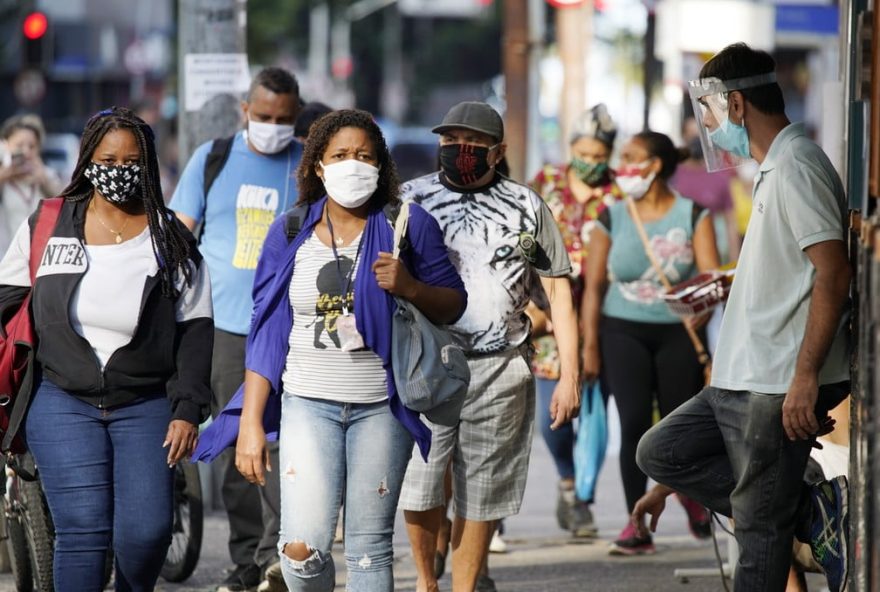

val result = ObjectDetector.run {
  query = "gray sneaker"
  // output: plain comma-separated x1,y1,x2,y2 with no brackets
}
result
257,561,286,592
556,486,575,531
570,502,599,538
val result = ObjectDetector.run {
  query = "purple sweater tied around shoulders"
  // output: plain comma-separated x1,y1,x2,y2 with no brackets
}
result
193,195,466,463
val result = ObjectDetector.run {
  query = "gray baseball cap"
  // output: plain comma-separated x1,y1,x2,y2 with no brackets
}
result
432,101,504,142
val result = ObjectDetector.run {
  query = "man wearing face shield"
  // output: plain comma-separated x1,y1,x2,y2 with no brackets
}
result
171,67,302,592
633,43,851,592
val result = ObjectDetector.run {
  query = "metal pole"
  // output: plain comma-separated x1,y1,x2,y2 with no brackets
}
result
380,5,405,122
177,0,247,510
525,0,545,179
177,0,248,167
642,7,657,131
502,0,529,182
557,1,592,162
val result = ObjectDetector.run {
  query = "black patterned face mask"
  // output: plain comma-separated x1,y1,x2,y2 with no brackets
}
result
84,162,141,204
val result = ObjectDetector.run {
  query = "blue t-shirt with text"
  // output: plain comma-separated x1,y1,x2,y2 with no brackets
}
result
170,132,301,334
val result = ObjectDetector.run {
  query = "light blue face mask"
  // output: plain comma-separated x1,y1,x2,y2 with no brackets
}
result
709,114,750,159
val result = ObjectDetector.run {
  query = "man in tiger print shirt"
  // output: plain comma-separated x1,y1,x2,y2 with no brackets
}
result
397,101,580,592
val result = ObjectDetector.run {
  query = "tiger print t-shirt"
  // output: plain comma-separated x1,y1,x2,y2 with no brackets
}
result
281,232,387,403
401,172,571,354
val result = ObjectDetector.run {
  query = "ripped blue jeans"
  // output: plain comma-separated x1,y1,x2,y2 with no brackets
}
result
278,394,413,592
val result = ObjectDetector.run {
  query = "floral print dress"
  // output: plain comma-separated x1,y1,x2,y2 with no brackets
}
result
528,164,622,380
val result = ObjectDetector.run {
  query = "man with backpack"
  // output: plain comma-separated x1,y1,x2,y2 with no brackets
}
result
171,66,302,592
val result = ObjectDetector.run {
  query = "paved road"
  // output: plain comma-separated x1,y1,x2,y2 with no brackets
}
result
0,404,831,591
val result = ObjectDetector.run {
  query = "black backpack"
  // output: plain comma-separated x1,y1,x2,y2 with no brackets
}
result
203,136,235,197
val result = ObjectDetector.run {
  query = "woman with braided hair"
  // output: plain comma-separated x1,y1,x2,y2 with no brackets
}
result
0,106,213,590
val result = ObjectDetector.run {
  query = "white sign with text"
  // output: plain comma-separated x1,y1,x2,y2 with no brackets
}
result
184,53,251,112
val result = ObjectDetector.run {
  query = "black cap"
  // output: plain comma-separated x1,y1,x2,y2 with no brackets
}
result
432,102,504,142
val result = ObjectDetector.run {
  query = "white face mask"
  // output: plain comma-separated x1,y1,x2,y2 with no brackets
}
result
614,161,656,200
319,159,380,209
247,119,294,154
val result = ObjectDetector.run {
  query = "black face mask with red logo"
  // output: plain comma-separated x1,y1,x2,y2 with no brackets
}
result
439,143,498,186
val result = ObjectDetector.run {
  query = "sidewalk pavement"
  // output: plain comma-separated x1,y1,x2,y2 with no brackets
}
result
0,418,831,591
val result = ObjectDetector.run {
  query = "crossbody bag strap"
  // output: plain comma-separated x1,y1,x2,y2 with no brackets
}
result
625,197,712,371
392,201,410,261
29,198,64,282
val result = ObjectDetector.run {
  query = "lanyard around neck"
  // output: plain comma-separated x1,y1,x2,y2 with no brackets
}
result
326,208,364,314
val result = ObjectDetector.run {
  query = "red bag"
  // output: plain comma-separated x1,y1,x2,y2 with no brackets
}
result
0,198,63,453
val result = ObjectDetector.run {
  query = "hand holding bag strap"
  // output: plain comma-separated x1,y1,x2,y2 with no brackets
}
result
624,197,712,381
392,201,410,261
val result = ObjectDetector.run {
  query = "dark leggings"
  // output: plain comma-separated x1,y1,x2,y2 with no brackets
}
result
600,316,705,513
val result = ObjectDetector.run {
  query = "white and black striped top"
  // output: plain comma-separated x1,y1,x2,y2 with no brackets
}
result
281,232,387,403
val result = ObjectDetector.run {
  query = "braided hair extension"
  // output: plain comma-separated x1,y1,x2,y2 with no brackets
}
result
61,107,192,297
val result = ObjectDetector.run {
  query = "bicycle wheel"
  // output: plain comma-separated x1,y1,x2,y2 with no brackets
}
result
18,478,54,592
6,506,33,592
160,463,203,582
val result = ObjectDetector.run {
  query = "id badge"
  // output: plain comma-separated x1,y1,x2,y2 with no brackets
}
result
336,313,365,352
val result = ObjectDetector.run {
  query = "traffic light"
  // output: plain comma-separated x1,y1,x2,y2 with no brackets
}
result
22,11,48,68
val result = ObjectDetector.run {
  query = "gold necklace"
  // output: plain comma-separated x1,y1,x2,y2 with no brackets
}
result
90,200,130,244
326,209,362,246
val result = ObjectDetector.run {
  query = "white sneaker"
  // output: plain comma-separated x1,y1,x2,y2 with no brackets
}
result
488,531,507,554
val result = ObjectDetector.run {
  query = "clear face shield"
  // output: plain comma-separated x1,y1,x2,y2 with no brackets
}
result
687,72,777,172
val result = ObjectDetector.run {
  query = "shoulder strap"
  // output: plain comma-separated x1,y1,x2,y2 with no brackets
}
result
29,198,63,282
203,136,235,198
626,198,673,291
691,202,706,232
392,201,410,260
625,197,711,368
284,203,311,243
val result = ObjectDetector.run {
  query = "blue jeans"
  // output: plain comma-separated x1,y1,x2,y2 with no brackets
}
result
536,378,576,480
536,378,606,502
636,382,849,591
24,379,174,592
278,395,413,592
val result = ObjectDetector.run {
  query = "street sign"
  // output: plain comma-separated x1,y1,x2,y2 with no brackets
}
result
398,0,490,17
183,53,250,112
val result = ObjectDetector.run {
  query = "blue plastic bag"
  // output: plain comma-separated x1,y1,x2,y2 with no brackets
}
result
573,383,608,502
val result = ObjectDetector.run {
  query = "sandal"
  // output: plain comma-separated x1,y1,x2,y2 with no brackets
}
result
434,516,452,579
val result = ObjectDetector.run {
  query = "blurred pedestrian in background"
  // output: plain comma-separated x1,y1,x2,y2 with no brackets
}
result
171,66,303,592
0,106,212,591
582,131,719,555
670,117,739,264
0,114,64,256
294,101,333,143
527,103,622,540
229,109,466,591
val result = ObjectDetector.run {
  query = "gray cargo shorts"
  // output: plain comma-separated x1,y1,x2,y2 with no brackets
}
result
398,344,536,521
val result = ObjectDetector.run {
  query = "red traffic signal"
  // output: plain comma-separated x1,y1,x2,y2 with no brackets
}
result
23,12,48,41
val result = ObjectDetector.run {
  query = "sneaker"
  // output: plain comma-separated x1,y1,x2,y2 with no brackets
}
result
609,523,655,556
217,563,262,592
488,530,507,554
257,561,285,592
475,574,498,592
570,502,599,538
678,494,712,540
556,484,575,531
809,476,849,592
